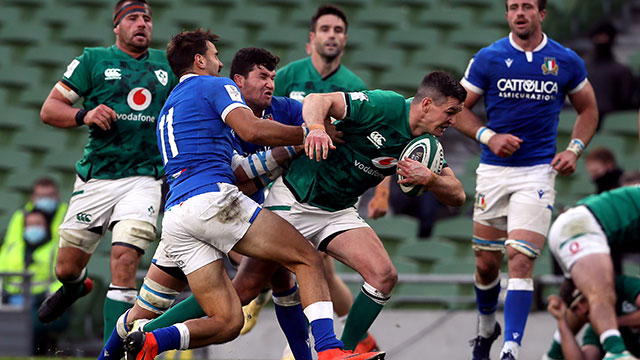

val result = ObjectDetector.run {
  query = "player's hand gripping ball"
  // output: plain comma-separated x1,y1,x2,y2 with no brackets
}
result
397,134,444,197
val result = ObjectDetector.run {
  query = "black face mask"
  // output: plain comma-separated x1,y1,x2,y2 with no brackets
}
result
594,42,613,59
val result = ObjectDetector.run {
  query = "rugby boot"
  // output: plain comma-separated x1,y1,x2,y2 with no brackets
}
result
354,333,379,353
470,322,501,360
317,348,385,360
604,351,638,360
240,289,272,335
124,331,158,360
38,277,93,323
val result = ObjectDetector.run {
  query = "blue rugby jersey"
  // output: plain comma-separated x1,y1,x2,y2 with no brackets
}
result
232,96,304,204
462,33,587,166
157,74,250,209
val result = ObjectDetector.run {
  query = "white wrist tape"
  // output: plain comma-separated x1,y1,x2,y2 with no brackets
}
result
233,149,279,179
566,138,584,157
284,146,297,158
476,126,496,145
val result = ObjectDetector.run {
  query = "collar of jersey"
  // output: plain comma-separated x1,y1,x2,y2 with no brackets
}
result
111,44,149,60
180,73,199,82
306,57,341,81
508,32,548,53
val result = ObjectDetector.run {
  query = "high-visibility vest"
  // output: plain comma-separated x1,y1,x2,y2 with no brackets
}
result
0,203,68,295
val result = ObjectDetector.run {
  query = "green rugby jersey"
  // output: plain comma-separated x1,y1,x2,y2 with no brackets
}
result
61,45,177,180
577,185,640,252
274,57,366,101
581,275,640,355
284,90,445,212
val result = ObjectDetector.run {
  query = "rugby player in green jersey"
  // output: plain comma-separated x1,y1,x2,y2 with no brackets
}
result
272,7,388,355
37,0,178,343
545,276,640,360
548,185,640,359
262,71,468,351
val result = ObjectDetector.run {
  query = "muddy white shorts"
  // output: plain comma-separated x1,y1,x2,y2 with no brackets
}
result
548,205,609,277
154,183,261,275
473,163,556,236
263,177,369,250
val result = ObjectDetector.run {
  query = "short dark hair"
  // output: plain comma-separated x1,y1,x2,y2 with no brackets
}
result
33,177,58,190
504,0,546,11
589,20,617,40
229,47,280,79
166,29,220,78
413,71,467,105
586,147,616,165
310,4,348,33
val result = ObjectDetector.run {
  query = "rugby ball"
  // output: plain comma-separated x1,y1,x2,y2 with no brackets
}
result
397,134,444,197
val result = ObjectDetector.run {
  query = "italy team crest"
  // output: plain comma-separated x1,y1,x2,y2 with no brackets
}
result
541,57,559,75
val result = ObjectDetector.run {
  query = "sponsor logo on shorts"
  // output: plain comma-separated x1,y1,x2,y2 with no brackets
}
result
148,206,155,217
76,212,92,223
354,160,385,179
367,131,386,149
371,156,397,169
127,87,152,111
537,189,544,198
104,68,121,80
569,241,581,255
475,193,487,211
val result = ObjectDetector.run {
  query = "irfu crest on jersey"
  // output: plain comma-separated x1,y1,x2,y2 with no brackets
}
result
155,69,168,86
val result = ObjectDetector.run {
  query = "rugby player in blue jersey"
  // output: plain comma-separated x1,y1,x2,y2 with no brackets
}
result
100,30,383,360
454,1,599,359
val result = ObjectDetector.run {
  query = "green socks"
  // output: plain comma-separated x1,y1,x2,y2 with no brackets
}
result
103,295,135,344
340,289,386,350
144,295,205,331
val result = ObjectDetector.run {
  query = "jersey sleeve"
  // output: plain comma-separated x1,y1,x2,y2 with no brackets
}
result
581,324,602,349
565,48,588,95
343,90,404,126
461,49,490,95
616,275,640,305
60,49,93,98
285,98,304,126
203,78,250,122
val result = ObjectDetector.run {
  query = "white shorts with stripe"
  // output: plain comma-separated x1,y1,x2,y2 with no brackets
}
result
153,183,261,275
548,205,609,277
263,177,369,249
473,163,556,236
59,175,162,253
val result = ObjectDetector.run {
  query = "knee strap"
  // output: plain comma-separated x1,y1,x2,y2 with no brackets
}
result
505,239,541,259
112,219,156,252
136,277,180,314
472,236,506,252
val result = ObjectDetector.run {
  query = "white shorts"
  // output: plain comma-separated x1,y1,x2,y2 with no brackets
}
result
473,163,556,235
154,183,261,275
263,177,369,249
59,175,162,253
548,205,609,277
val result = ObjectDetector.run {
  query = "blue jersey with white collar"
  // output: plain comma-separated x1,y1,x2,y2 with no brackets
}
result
462,33,587,166
232,96,303,203
157,75,250,209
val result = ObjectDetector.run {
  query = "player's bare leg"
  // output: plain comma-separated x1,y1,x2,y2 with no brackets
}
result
325,227,396,351
571,254,630,357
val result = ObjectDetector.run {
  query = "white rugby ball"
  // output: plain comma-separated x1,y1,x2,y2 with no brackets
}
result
397,134,444,197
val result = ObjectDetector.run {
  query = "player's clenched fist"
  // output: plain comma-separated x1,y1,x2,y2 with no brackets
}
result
304,126,335,161
85,104,117,130
488,133,523,158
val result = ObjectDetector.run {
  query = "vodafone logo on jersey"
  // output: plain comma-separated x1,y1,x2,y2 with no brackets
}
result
371,157,397,169
127,87,152,111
